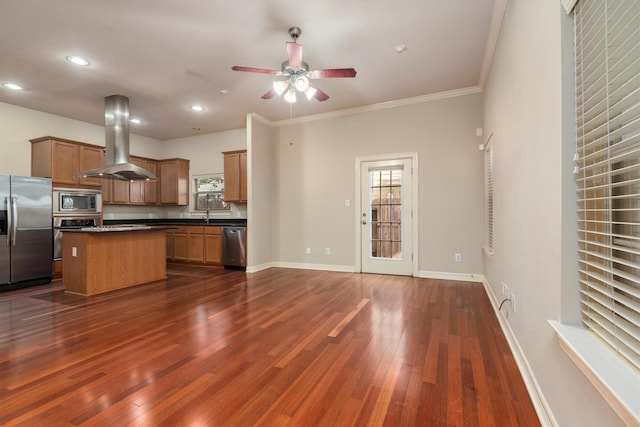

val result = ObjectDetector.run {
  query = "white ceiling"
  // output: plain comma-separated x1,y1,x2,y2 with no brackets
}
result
0,0,499,141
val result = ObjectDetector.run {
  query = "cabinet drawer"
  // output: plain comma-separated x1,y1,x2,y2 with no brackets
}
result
173,225,189,234
205,226,221,235
188,226,205,235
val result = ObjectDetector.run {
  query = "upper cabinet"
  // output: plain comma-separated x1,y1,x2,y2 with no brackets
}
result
30,136,188,206
159,158,190,205
31,136,103,188
223,150,247,203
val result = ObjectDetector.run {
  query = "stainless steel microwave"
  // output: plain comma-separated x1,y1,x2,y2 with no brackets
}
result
53,188,102,215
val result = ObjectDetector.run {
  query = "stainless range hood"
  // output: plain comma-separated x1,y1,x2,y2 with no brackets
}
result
75,95,157,181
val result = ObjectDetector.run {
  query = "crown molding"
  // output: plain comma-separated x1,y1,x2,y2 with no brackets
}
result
479,0,508,89
265,86,482,128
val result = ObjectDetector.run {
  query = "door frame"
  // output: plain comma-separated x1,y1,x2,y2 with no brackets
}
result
355,152,419,276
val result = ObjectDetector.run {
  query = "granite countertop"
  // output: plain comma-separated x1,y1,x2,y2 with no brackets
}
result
63,225,176,233
103,218,247,227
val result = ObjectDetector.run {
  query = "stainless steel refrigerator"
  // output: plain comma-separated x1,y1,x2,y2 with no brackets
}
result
0,175,53,291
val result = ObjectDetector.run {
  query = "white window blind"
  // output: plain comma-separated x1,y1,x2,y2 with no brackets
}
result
485,141,494,252
575,0,640,371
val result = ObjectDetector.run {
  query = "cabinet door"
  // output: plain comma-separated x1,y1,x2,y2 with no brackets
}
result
204,227,222,264
144,160,159,204
128,157,145,204
223,152,241,202
160,159,189,205
111,179,130,204
188,229,205,263
173,232,188,261
101,177,113,203
51,140,78,185
78,145,104,187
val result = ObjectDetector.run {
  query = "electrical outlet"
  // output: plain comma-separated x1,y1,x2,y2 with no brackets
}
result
511,292,517,313
325,248,331,256
306,247,311,255
501,282,507,298
72,247,77,257
455,253,462,262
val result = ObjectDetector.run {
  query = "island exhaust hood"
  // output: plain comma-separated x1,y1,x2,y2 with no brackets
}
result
75,95,157,181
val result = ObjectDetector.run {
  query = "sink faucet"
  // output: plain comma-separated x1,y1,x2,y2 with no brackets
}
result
205,194,210,224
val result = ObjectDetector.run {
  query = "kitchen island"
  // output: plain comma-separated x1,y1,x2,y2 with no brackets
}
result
62,226,169,296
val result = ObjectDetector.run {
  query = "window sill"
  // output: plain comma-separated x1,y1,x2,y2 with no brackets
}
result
548,321,639,425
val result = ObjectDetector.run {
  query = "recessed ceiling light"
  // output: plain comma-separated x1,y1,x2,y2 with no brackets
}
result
66,55,91,66
2,82,23,90
129,118,142,124
189,105,205,112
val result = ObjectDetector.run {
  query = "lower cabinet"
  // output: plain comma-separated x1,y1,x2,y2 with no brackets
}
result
204,227,222,264
166,225,221,265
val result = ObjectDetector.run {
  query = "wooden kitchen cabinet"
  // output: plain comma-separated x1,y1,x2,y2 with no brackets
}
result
111,177,130,204
165,225,222,265
144,159,159,204
160,158,190,205
128,156,145,204
222,150,247,203
188,226,205,263
31,136,104,188
204,226,222,264
172,226,189,261
77,145,104,188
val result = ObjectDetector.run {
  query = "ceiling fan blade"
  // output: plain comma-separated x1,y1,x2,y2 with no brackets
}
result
261,88,277,99
312,87,330,102
308,68,357,79
231,66,280,75
286,42,303,69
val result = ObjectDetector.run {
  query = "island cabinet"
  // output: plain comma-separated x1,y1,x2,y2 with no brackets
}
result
31,136,104,189
222,150,247,203
160,159,190,205
62,228,167,296
165,225,222,265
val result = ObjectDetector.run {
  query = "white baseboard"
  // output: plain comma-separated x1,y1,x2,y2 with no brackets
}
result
481,278,557,427
245,262,274,273
417,270,485,283
272,262,357,273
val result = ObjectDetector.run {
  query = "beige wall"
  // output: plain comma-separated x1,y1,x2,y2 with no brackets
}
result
272,92,485,274
482,0,621,425
247,115,277,270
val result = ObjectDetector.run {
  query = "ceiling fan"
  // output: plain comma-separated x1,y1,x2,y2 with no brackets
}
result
231,27,357,103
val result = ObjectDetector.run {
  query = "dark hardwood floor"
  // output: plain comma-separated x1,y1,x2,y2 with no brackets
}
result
0,265,540,426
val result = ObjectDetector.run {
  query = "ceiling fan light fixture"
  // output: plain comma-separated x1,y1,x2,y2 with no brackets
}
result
294,75,310,92
284,88,297,104
273,80,289,96
304,86,317,101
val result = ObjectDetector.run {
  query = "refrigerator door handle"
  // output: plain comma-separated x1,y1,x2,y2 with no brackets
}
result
5,196,11,247
10,196,17,246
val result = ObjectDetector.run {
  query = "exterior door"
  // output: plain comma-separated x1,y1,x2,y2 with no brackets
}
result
360,159,413,275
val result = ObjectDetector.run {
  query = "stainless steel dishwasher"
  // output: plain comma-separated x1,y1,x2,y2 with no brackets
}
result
221,226,246,268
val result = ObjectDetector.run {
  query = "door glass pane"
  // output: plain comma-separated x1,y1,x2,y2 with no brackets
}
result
369,167,403,259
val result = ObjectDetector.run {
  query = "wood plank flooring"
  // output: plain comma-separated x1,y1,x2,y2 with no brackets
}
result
0,265,541,426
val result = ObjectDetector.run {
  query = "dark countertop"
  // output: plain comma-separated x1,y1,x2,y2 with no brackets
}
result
63,225,176,233
103,218,247,227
